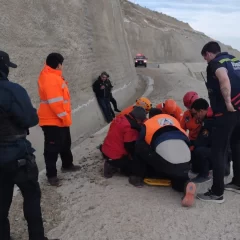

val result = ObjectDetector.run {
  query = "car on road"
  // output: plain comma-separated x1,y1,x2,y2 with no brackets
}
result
134,54,147,68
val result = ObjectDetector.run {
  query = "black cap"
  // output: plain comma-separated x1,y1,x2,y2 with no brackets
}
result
0,51,17,68
130,106,146,121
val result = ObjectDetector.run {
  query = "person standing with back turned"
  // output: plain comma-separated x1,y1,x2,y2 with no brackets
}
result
0,51,58,240
38,53,80,187
197,41,240,203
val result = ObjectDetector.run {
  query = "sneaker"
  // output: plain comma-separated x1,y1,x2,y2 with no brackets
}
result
197,189,225,203
225,182,240,194
103,160,117,178
114,109,121,112
48,177,62,187
61,164,81,173
182,182,196,207
129,176,144,188
192,175,211,184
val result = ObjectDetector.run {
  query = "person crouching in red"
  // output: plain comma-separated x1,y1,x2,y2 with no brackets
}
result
101,106,146,178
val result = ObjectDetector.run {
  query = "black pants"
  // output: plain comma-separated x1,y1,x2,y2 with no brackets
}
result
42,126,73,178
100,145,132,176
0,156,45,240
192,147,212,177
110,94,118,111
192,147,231,177
133,141,190,192
97,97,113,123
211,111,240,196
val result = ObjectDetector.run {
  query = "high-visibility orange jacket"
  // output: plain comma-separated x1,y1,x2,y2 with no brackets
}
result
156,103,183,122
180,110,201,141
116,105,134,118
144,114,187,145
37,65,72,127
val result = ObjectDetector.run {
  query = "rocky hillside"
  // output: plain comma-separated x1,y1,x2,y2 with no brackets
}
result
0,0,140,145
121,0,240,63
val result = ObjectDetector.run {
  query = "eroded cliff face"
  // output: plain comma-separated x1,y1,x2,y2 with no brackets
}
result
0,0,139,166
121,0,240,63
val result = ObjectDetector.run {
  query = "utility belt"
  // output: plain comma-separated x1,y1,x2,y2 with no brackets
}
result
0,133,27,143
0,154,39,183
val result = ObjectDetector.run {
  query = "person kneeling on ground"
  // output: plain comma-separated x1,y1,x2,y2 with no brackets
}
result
180,91,201,147
129,113,196,207
101,106,147,178
156,99,183,122
190,98,231,183
117,97,152,119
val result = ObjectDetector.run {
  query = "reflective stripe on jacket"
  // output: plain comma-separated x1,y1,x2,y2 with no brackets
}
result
144,114,187,145
37,65,72,127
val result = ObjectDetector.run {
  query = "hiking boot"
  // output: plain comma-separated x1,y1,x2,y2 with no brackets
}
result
129,176,144,188
225,182,240,194
182,182,196,207
48,177,62,187
114,108,121,112
61,164,81,173
197,189,225,203
103,160,117,178
192,175,211,184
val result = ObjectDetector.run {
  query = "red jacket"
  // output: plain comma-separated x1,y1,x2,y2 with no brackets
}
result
102,115,140,160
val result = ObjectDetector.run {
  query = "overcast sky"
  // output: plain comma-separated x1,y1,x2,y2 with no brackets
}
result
129,0,240,51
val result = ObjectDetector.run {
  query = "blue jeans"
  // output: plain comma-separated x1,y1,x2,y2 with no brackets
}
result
97,97,113,123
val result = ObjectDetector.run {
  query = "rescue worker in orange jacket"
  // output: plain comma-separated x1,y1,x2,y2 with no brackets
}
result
180,91,201,144
117,97,152,118
156,99,183,122
38,53,80,186
129,113,196,207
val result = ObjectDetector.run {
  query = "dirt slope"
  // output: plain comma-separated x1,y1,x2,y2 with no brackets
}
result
121,0,240,63
0,0,142,167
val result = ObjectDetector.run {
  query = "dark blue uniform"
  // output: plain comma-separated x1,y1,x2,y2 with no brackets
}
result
192,114,231,177
205,52,240,196
0,73,45,240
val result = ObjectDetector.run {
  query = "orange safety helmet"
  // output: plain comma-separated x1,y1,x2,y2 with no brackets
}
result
183,91,199,109
164,99,177,115
136,97,152,112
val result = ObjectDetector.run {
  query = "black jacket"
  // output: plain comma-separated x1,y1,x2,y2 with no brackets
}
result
0,74,38,163
92,77,112,98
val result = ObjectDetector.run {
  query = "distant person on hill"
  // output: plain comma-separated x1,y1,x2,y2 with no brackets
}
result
93,72,113,123
37,53,80,187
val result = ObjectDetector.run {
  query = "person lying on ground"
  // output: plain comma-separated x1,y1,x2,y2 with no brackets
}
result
129,112,196,207
100,106,146,178
180,91,201,147
190,98,231,183
156,99,183,122
92,72,113,123
117,97,152,119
